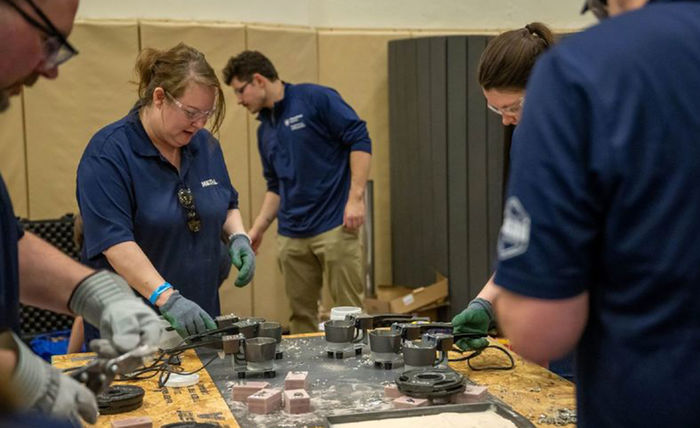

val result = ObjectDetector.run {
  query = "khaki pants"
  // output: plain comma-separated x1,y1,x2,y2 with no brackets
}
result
277,225,364,334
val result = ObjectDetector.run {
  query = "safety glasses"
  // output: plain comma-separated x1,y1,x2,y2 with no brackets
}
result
177,187,201,233
4,0,79,71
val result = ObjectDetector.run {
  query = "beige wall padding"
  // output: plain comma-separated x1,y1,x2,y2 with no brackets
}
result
24,21,139,219
318,30,410,287
244,25,318,325
0,103,27,218
139,21,252,317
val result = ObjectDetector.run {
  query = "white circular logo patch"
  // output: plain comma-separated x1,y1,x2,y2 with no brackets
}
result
497,196,531,260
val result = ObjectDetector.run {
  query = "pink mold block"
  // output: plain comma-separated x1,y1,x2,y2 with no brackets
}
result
284,389,311,414
284,370,309,390
111,416,153,428
247,388,283,414
450,384,488,404
384,384,402,399
232,381,270,402
393,396,429,409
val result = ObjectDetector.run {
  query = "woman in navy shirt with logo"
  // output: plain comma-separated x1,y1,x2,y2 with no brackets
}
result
76,43,255,338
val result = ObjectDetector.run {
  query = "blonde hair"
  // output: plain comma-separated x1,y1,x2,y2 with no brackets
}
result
134,43,225,133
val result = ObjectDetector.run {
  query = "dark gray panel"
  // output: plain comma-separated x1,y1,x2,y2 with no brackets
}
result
429,37,449,278
388,39,407,285
466,36,490,299
415,37,434,285
446,36,469,316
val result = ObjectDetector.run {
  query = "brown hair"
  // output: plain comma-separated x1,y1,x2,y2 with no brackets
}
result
222,50,279,86
135,43,225,133
478,22,554,91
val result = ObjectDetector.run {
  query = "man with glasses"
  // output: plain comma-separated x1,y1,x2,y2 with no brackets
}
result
223,51,372,334
0,1,163,424
492,0,700,426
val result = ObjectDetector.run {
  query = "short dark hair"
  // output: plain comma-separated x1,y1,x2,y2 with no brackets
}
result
222,50,279,86
478,22,554,91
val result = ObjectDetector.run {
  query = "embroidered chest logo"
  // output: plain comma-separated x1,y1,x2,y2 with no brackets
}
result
201,179,219,187
283,114,306,131
497,196,531,260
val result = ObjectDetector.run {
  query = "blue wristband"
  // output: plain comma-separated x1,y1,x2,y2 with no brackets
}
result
149,282,173,305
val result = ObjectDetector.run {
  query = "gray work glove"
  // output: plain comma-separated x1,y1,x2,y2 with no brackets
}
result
4,331,98,423
69,270,163,358
451,297,495,351
158,290,217,338
228,233,255,287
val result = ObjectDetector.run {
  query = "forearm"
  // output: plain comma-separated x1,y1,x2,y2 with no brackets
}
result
17,232,93,315
476,273,500,302
493,284,589,362
103,241,170,306
251,191,280,233
222,209,246,237
348,151,371,201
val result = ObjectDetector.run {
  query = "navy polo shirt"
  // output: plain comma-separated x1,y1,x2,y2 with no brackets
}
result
77,108,238,316
257,83,371,237
494,1,700,426
0,174,24,332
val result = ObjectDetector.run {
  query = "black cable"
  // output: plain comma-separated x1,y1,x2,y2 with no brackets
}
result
448,345,515,371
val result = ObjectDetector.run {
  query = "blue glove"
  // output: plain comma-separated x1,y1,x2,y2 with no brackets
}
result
228,233,255,287
451,297,495,351
3,331,98,423
159,290,216,338
69,270,163,358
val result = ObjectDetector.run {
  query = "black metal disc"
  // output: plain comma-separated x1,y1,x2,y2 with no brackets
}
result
96,384,145,415
395,367,466,398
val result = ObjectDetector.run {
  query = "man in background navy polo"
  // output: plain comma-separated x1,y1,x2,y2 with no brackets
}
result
223,51,372,333
492,0,700,426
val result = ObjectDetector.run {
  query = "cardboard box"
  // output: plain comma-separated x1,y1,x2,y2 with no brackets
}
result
364,274,449,316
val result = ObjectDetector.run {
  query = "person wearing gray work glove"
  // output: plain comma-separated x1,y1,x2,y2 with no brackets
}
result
69,270,163,358
451,297,496,351
228,233,255,287
1,331,98,424
159,291,217,338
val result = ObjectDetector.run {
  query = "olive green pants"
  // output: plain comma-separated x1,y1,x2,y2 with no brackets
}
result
277,225,364,334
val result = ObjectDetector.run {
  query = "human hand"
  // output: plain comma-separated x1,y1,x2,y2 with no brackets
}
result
343,196,365,231
158,290,216,338
69,270,162,358
248,226,263,253
10,332,97,423
451,297,495,351
229,233,255,287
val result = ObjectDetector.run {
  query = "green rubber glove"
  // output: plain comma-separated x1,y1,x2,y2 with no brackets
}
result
228,233,255,287
451,297,495,351
159,290,217,338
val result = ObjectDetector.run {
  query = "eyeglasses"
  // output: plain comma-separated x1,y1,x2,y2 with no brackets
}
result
165,91,216,123
4,0,79,72
177,187,201,233
487,97,524,116
232,81,250,96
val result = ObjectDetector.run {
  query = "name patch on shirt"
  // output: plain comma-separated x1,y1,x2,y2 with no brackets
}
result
284,114,306,131
201,179,219,187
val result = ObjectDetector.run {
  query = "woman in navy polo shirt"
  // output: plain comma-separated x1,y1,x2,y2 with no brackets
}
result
76,43,255,338
450,23,574,380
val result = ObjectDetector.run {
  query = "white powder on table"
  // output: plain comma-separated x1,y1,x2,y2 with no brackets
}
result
331,409,518,428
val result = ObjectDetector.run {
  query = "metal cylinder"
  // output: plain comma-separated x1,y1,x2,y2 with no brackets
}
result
235,320,259,339
324,319,355,343
369,329,402,354
258,322,282,344
244,337,277,362
363,180,375,298
403,341,437,367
